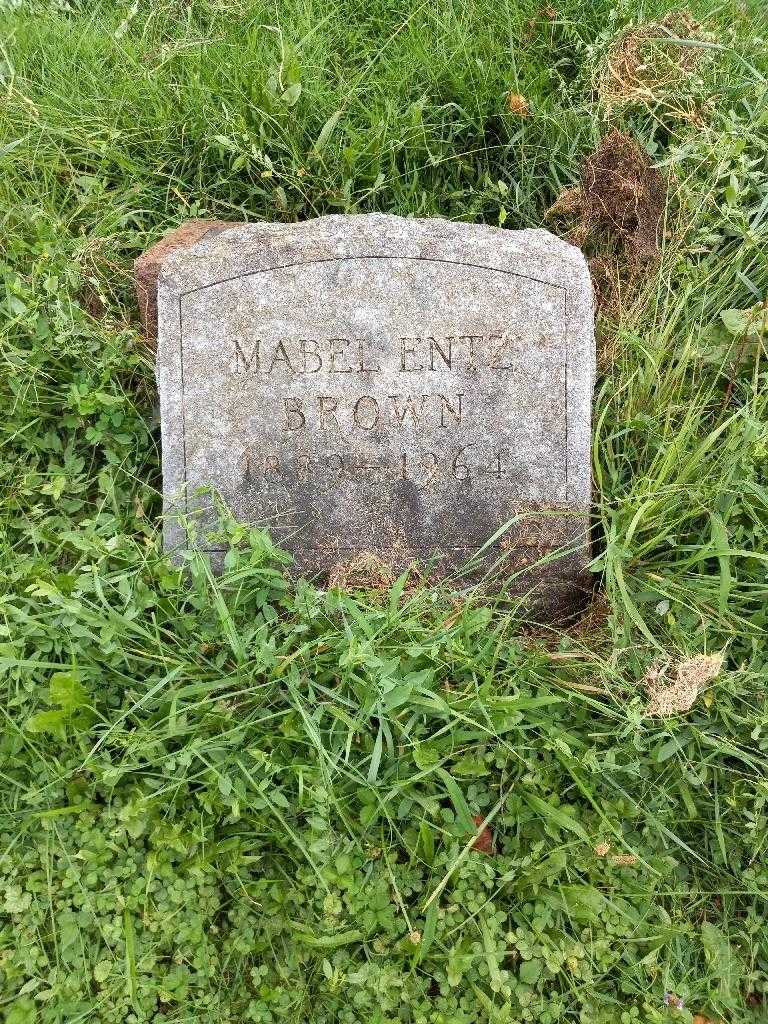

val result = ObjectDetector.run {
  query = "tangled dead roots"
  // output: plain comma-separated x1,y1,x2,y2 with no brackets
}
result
580,130,667,264
548,130,669,312
548,129,667,264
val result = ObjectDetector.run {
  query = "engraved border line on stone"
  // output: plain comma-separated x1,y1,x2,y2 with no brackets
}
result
173,254,572,552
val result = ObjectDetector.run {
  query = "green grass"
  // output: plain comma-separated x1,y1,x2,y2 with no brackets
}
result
1,0,768,1022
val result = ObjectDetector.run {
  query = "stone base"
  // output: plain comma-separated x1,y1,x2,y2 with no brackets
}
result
199,533,593,619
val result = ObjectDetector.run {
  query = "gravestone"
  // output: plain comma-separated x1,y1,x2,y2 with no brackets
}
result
148,214,594,608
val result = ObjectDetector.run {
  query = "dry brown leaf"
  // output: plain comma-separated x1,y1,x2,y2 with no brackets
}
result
471,815,495,855
506,92,530,116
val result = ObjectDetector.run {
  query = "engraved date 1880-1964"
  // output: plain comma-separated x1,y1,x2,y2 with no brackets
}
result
241,446,509,490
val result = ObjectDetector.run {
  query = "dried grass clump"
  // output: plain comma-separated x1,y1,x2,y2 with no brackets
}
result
643,653,724,716
327,547,422,597
609,853,638,866
599,11,710,109
328,551,397,592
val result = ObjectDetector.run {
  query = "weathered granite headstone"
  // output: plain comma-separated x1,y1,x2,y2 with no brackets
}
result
148,214,594,608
